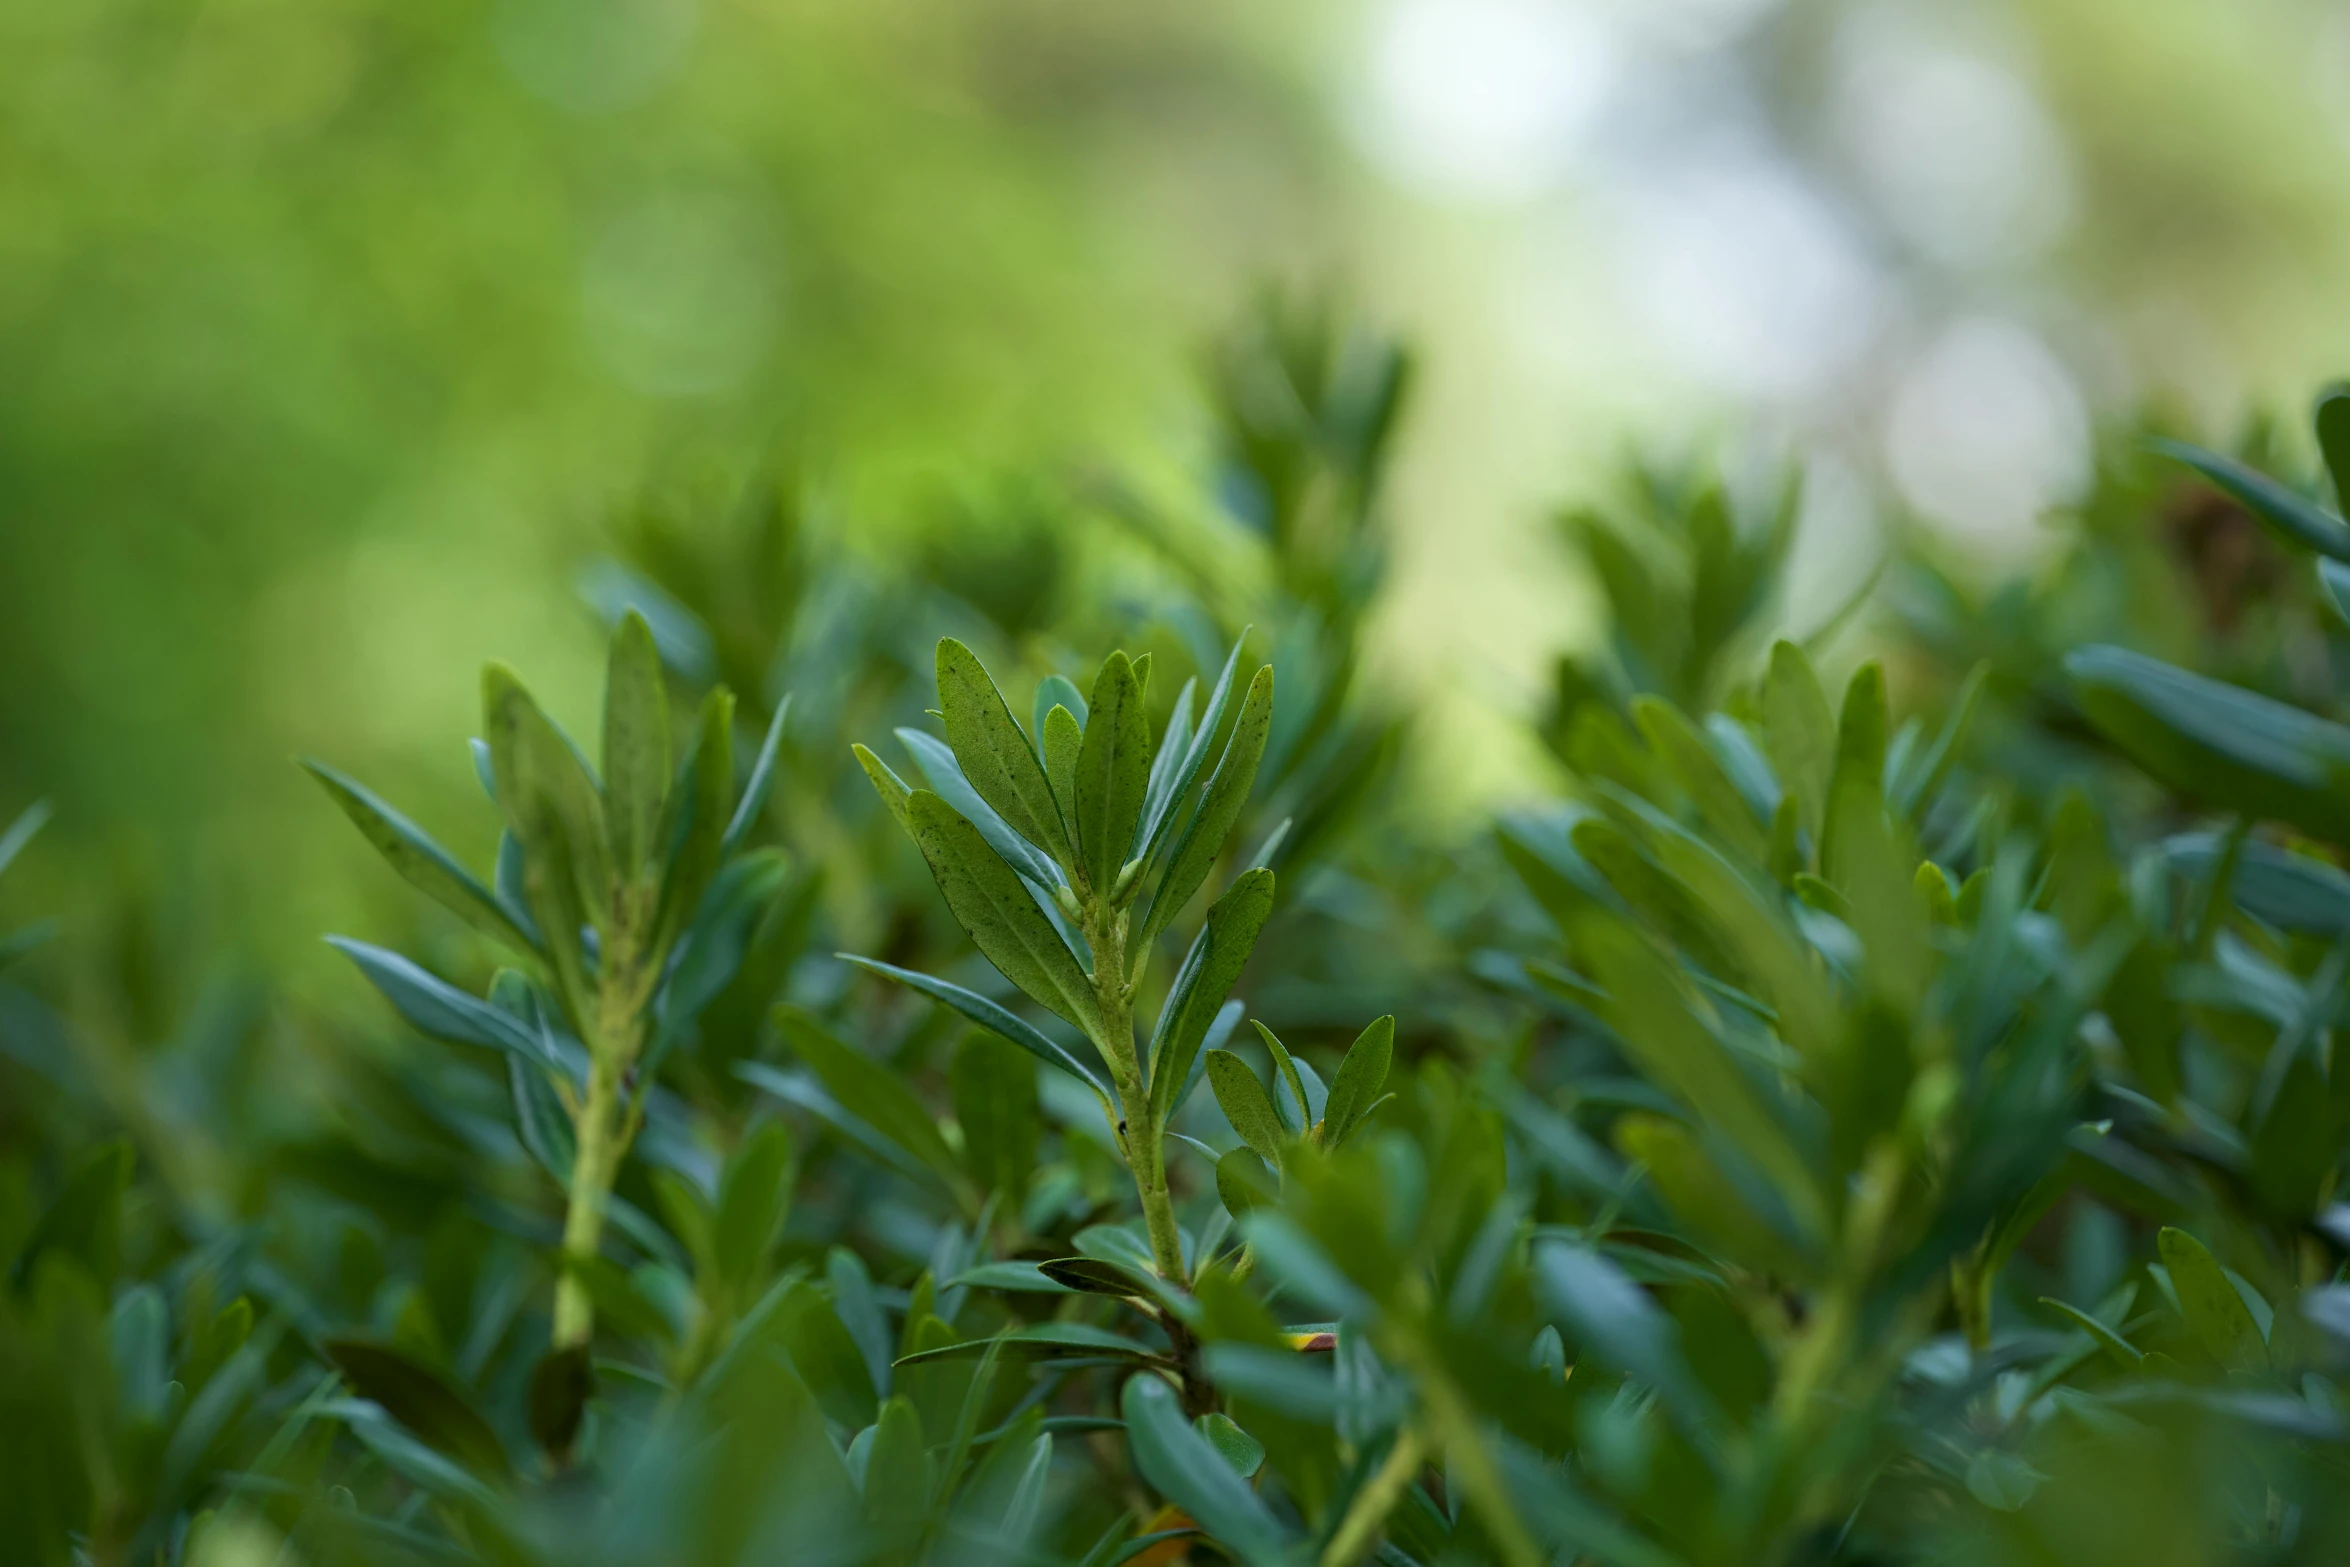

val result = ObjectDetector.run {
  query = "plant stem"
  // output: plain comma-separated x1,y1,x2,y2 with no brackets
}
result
551,973,645,1350
1091,906,1187,1286
1320,1424,1427,1567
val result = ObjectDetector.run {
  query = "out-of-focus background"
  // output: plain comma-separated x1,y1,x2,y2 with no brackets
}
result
7,0,2350,968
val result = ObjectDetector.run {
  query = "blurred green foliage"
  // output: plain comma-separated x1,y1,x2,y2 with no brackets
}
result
19,4,2350,1557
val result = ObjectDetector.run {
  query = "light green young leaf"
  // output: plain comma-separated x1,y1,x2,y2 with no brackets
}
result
906,791,1101,1033
1141,665,1274,948
1206,1051,1285,1167
937,638,1071,864
1043,704,1083,824
1135,634,1249,866
1763,640,1835,845
1075,651,1152,896
603,610,671,878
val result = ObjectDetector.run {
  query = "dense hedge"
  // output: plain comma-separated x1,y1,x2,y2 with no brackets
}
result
6,312,2350,1567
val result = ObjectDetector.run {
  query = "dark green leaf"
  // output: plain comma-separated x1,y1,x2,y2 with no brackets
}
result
527,1345,594,1462
777,1008,969,1201
323,1338,512,1484
1215,1148,1277,1219
2154,437,2350,563
2068,645,2350,839
1075,650,1151,895
839,954,1114,1104
1120,1374,1296,1567
953,1028,1039,1199
715,1121,794,1296
906,790,1100,1032
1147,868,1275,1121
937,638,1072,863
1141,664,1275,947
11,1138,130,1290
603,610,671,877
656,687,738,956
329,938,559,1070
304,762,534,955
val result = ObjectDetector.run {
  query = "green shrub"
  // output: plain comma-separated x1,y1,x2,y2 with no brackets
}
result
9,339,2350,1567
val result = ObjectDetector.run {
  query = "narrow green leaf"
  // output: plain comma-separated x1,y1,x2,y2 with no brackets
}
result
1076,651,1152,895
603,610,671,877
1140,678,1198,829
839,954,1114,1104
1249,1020,1313,1135
322,1338,512,1484
906,790,1100,1033
954,1028,1040,1199
1043,704,1084,823
854,742,913,833
1632,696,1767,861
777,1007,971,1200
1207,1051,1285,1167
1147,869,1275,1121
721,694,792,857
484,664,610,928
2157,1227,2268,1373
1034,672,1089,735
2067,645,2350,841
2040,1297,2144,1370
715,1121,794,1296
893,1322,1161,1367
328,937,560,1070
2154,437,2350,563
2317,383,2350,511
1135,634,1249,866
937,638,1071,863
1319,1016,1394,1147
1142,665,1275,948
1120,1375,1296,1567
898,727,1066,892
1215,1147,1277,1218
862,1397,932,1530
1762,640,1834,845
1193,1412,1265,1478
656,688,737,956
11,1138,130,1290
304,762,535,956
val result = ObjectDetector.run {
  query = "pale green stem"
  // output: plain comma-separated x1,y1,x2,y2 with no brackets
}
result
1321,1424,1427,1567
1090,905,1187,1285
551,970,646,1350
